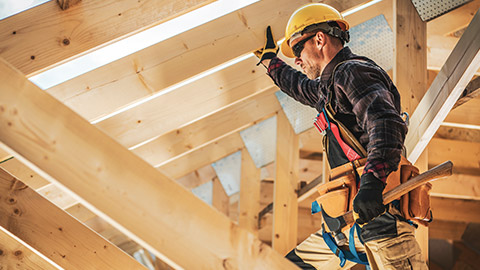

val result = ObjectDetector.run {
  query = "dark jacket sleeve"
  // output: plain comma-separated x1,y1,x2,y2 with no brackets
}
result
267,57,325,108
333,61,407,180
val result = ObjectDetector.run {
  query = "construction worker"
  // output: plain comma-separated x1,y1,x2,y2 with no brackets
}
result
254,3,428,270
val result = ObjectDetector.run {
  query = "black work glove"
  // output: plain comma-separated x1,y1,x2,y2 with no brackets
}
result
253,26,278,66
353,173,386,225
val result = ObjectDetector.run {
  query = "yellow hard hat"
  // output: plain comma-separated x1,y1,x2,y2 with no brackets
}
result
281,3,349,58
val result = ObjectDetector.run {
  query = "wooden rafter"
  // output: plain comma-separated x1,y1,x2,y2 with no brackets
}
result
0,58,297,269
0,226,60,269
46,0,366,123
0,168,145,269
405,9,480,163
134,86,279,167
0,0,215,76
452,76,480,109
57,0,82,10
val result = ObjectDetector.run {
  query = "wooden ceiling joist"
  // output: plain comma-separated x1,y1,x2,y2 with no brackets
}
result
0,167,145,269
45,0,366,123
0,226,60,270
451,77,480,109
57,0,82,11
133,86,279,167
0,0,215,76
96,57,271,148
431,196,480,224
158,132,244,180
0,58,297,269
405,9,480,163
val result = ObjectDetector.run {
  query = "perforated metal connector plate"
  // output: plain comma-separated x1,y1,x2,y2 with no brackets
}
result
349,14,393,71
240,116,277,168
211,151,242,196
411,0,471,21
275,91,317,135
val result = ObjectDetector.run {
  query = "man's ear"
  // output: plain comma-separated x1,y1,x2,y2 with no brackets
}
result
314,31,326,49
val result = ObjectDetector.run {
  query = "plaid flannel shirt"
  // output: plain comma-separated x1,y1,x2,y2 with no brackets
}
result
267,47,407,183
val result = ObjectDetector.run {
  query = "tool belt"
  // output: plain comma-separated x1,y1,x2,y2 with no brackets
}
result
313,156,432,227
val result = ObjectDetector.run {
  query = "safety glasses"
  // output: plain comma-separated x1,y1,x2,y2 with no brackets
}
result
291,34,315,58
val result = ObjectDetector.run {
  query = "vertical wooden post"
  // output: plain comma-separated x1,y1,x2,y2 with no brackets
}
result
239,148,261,236
414,148,429,263
394,0,428,263
393,0,427,115
272,110,299,254
212,177,230,216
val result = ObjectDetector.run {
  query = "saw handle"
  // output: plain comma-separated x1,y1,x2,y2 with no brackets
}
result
383,160,453,204
342,160,453,228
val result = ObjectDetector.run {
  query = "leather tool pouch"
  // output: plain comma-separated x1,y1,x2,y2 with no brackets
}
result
313,156,432,226
399,164,433,226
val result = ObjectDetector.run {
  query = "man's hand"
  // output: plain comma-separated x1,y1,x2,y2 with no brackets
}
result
253,26,278,67
353,173,386,225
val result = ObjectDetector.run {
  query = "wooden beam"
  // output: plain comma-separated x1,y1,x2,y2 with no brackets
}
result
431,196,480,223
446,96,480,126
435,125,480,143
158,132,244,180
239,148,261,235
429,220,468,241
36,183,78,209
132,86,279,167
272,110,299,255
405,9,480,163
428,138,480,174
430,173,480,200
0,0,215,76
0,58,297,269
57,0,82,10
393,0,427,114
95,58,272,147
0,226,60,270
0,158,50,189
0,167,145,269
452,76,480,109
212,176,229,216
176,165,216,189
46,0,368,122
427,0,480,36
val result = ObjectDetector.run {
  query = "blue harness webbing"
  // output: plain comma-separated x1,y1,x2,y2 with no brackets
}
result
321,223,369,267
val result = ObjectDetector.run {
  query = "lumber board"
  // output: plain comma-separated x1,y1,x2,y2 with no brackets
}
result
446,97,480,126
0,226,60,270
0,167,145,269
428,138,480,174
427,0,480,36
430,173,480,200
0,158,50,189
36,183,78,209
176,165,216,190
0,58,298,269
431,196,480,223
158,132,244,180
429,220,468,241
212,176,229,216
95,58,272,148
393,0,427,114
435,125,480,143
132,86,279,167
272,110,299,255
0,0,215,76
405,9,480,163
57,0,82,10
452,76,480,109
239,148,261,235
46,0,367,122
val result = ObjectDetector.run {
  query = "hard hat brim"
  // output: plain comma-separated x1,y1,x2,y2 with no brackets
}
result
281,38,295,58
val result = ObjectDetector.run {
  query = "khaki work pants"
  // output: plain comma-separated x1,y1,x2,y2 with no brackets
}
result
294,208,428,270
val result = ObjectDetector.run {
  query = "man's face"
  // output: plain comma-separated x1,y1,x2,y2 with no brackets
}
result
290,33,323,79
